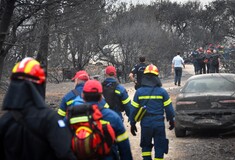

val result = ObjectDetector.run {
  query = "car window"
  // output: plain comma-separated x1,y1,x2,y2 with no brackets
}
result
183,76,235,93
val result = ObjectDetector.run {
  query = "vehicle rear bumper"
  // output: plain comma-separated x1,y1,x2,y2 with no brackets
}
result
175,112,235,130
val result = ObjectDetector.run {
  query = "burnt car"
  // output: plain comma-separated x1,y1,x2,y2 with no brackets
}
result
175,73,235,137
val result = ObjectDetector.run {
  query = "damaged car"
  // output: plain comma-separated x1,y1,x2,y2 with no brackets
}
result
175,73,235,137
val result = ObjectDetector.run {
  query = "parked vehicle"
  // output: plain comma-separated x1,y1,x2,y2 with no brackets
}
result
175,73,235,137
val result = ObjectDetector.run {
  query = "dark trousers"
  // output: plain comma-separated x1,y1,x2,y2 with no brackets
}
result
174,67,182,86
199,63,206,74
140,125,168,159
210,64,219,73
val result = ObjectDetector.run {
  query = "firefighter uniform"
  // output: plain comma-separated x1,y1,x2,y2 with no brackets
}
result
57,83,84,117
130,64,175,160
103,77,131,120
71,80,133,160
0,57,76,160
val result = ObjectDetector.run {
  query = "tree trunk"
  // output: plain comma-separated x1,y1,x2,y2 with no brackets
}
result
0,0,16,82
36,10,50,72
36,4,51,94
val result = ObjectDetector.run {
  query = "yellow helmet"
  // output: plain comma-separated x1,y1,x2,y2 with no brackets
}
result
11,57,46,84
144,64,159,76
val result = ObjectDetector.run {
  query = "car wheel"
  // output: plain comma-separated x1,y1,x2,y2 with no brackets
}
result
175,126,186,137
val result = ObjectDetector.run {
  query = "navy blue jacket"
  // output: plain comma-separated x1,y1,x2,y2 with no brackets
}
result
130,86,175,126
103,78,131,120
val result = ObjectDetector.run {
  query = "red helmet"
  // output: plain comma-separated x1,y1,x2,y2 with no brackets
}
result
83,80,103,93
11,57,46,84
144,64,159,76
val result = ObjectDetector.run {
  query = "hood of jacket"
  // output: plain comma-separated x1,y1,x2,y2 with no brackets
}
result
141,74,162,87
2,80,47,110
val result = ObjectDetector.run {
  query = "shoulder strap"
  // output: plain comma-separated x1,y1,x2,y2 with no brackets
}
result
144,87,155,106
11,111,46,142
72,89,80,96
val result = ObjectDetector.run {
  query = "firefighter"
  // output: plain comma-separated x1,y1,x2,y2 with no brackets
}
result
102,65,132,121
129,64,175,160
129,56,147,90
76,80,133,160
0,57,76,160
57,70,90,118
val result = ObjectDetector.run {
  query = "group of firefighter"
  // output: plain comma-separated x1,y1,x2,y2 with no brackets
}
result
0,56,175,160
191,45,226,74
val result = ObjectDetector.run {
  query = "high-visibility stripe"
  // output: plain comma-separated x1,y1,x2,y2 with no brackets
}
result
139,96,163,100
115,90,121,94
57,109,66,116
70,116,90,124
132,101,139,108
100,120,110,124
116,131,129,142
24,60,39,73
66,100,73,106
164,99,172,106
154,158,164,160
104,103,109,108
122,97,130,104
142,151,151,156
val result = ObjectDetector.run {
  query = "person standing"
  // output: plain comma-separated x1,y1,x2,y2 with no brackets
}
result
209,49,221,73
191,50,200,75
172,51,185,86
0,57,76,160
129,64,175,160
72,80,133,160
197,47,207,74
129,56,147,90
205,49,212,73
102,65,132,121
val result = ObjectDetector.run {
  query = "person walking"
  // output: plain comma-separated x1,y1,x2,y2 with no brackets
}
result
172,51,185,86
57,70,95,118
0,57,76,160
129,56,147,90
129,64,175,160
71,79,133,160
102,65,132,121
57,70,89,118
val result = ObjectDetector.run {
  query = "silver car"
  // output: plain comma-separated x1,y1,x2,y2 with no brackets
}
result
175,73,235,137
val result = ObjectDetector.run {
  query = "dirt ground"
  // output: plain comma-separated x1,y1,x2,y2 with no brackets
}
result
1,64,235,160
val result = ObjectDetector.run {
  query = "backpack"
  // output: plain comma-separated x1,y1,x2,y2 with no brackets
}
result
102,81,125,112
67,104,116,160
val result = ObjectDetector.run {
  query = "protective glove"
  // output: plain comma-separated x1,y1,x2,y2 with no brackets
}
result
169,120,175,130
130,124,137,136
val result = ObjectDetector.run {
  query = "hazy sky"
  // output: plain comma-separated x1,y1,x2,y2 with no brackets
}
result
118,0,214,5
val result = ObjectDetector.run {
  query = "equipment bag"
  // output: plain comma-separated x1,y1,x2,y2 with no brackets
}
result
102,81,125,112
134,106,147,122
67,104,116,160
